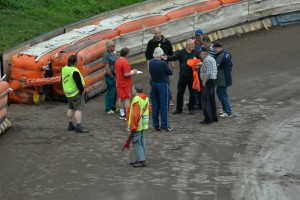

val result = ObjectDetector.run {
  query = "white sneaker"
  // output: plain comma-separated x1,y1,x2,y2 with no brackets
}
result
169,100,174,106
219,110,224,114
220,113,232,118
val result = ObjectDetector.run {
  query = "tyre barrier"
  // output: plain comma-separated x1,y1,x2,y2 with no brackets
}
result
0,79,11,135
8,0,242,104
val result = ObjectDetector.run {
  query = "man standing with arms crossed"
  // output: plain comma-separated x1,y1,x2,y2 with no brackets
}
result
61,55,89,133
115,47,137,120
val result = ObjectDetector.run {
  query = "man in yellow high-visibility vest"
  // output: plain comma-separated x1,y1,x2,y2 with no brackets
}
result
61,55,89,133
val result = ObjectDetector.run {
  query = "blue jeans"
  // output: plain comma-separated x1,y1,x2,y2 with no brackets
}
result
216,86,232,115
151,82,170,129
132,131,146,162
104,74,117,112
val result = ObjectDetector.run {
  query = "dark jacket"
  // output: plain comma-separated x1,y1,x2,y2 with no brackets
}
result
145,35,173,60
167,49,199,78
215,49,233,87
149,59,173,83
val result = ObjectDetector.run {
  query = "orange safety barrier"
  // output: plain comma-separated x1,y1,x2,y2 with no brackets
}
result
84,67,106,87
218,0,240,5
53,57,104,77
115,15,169,35
51,40,98,68
85,79,106,94
10,67,45,80
166,1,221,20
0,81,9,109
52,67,106,97
11,45,69,71
20,76,61,88
76,29,119,43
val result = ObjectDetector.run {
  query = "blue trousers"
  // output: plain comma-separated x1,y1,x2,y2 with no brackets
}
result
151,82,169,129
104,74,117,112
216,86,232,115
132,131,146,162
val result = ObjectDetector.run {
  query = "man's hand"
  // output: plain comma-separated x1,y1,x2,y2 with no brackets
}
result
131,69,138,75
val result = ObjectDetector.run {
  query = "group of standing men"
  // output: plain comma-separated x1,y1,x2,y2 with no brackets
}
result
60,27,233,167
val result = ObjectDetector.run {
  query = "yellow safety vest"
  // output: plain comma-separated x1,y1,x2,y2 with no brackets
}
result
127,96,149,132
61,66,85,98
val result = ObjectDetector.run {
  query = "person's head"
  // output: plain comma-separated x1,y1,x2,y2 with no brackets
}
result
132,83,143,96
120,47,130,58
213,42,223,53
186,38,195,52
153,27,162,41
153,47,164,59
106,40,115,52
195,28,204,42
202,36,212,48
68,55,77,66
199,48,209,60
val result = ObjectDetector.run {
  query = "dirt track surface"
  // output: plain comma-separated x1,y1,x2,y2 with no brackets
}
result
1,24,300,200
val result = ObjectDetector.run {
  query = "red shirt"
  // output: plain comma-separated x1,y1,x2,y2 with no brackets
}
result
115,57,132,88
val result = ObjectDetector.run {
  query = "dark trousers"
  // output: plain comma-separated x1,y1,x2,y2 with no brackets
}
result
201,79,218,122
151,82,169,129
104,74,117,112
176,76,195,111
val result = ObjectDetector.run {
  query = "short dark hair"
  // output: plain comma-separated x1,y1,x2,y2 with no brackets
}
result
200,48,209,55
202,36,211,43
68,55,77,66
120,47,129,57
133,83,143,93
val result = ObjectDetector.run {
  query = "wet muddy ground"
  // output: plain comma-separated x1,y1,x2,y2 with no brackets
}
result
0,24,300,200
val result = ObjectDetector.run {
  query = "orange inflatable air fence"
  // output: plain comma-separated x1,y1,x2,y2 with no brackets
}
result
52,57,104,77
84,67,106,87
10,67,45,80
77,58,104,77
76,39,108,66
85,79,106,94
51,40,98,69
76,29,119,43
11,45,69,71
115,15,169,35
218,0,240,4
9,91,35,104
166,1,221,20
0,81,9,109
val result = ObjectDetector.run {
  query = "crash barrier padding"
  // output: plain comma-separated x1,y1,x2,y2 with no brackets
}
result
0,116,11,136
76,29,119,43
166,1,221,20
218,0,240,5
85,79,106,99
8,0,243,104
0,80,11,135
115,15,169,35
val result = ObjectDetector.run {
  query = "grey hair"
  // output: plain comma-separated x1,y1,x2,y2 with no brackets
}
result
186,38,194,46
105,40,114,48
153,47,164,58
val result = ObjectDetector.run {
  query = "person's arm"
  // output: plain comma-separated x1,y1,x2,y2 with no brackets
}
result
73,71,84,94
166,50,180,61
130,102,140,132
103,53,114,78
123,61,137,77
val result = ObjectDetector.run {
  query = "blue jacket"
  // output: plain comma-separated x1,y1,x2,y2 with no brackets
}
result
216,49,232,87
